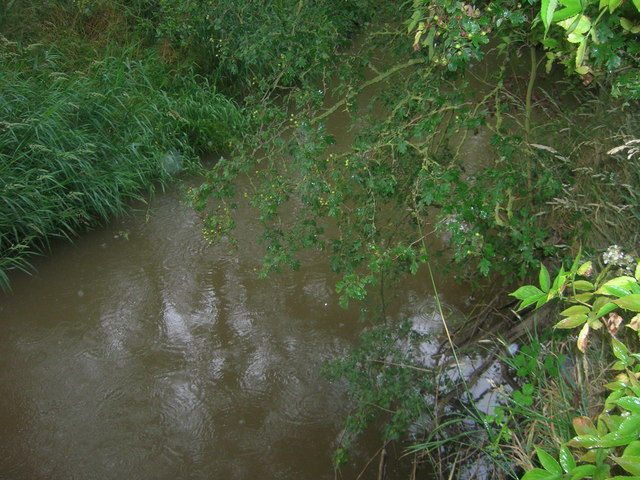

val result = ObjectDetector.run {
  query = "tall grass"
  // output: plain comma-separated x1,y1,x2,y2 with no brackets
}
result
0,42,244,290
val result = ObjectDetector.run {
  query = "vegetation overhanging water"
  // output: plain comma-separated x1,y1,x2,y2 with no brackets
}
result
1,0,640,478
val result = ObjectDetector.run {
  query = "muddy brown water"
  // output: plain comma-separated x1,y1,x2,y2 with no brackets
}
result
0,169,470,480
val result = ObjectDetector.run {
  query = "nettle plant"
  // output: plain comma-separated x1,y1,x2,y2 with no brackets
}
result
511,246,640,479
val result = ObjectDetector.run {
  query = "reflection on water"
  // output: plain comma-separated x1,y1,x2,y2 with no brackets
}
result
1,176,452,480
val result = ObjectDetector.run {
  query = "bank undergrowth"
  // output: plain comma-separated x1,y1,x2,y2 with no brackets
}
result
0,50,243,290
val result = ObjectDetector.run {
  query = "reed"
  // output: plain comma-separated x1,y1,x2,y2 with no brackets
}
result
0,43,244,290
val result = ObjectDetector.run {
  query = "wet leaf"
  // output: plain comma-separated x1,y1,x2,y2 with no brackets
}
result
611,336,630,361
558,444,576,473
617,397,640,413
568,434,600,448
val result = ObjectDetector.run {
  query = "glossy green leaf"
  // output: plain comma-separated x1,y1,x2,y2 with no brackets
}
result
558,444,576,473
612,337,630,362
618,397,640,413
606,389,627,410
599,276,638,291
600,285,634,297
614,413,640,436
568,434,600,448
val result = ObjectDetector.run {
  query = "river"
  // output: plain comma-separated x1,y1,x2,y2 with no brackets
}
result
0,159,473,479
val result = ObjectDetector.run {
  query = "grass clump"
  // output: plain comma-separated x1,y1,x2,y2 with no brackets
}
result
0,41,244,289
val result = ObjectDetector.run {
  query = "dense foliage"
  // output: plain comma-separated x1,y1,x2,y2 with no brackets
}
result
2,0,639,476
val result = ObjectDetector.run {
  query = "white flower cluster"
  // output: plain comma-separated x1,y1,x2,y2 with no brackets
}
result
602,244,636,275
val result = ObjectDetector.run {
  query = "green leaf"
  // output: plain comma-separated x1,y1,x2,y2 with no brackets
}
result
561,305,591,316
521,468,560,480
577,261,593,276
624,441,640,456
568,464,596,479
519,293,547,310
559,444,576,473
617,413,640,436
633,0,640,13
552,267,567,292
596,302,618,318
572,280,595,291
568,434,600,448
616,295,640,312
573,416,597,435
598,276,638,292
636,262,640,282
617,397,640,413
621,17,635,31
609,0,622,13
612,337,631,362
540,264,551,293
555,314,587,329
536,447,562,475
575,65,590,74
576,38,587,67
542,0,559,33
611,455,640,475
600,285,634,298
511,285,544,300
